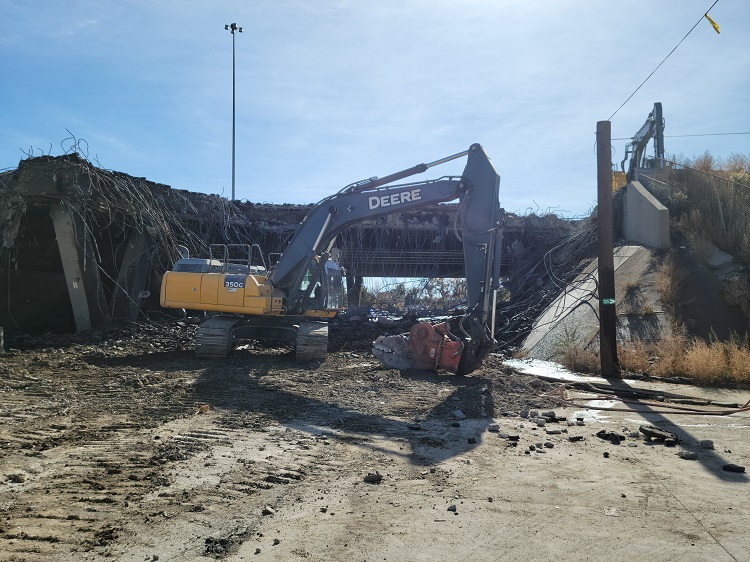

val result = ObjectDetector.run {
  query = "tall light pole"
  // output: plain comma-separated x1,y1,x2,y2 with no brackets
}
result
224,22,242,201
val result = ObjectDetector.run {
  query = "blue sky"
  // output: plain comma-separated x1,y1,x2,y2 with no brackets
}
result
1,1,748,216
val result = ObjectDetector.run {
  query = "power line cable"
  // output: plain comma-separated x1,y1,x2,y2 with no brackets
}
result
613,131,750,140
665,132,750,138
606,0,720,123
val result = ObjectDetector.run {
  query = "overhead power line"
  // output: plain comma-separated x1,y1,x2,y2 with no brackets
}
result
606,0,720,123
665,131,750,138
612,131,750,141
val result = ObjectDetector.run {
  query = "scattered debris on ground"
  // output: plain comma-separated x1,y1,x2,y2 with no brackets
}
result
1,321,748,560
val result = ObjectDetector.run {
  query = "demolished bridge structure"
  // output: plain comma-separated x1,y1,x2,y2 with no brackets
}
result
0,154,585,338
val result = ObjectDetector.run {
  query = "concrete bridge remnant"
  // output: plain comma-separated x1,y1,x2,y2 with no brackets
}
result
0,154,578,336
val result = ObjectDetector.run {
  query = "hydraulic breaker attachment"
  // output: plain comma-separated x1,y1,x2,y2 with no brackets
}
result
373,322,464,373
372,313,496,376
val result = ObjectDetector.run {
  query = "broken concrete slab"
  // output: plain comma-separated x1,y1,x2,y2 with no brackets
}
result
522,245,669,361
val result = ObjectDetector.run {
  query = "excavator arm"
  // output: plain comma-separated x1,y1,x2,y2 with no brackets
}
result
269,177,466,312
621,102,665,183
269,144,501,317
267,143,502,375
270,150,469,294
369,144,502,375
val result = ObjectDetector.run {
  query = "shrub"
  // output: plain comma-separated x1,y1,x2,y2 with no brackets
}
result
654,255,684,309
681,338,726,384
552,325,599,374
618,338,651,374
726,335,750,383
649,322,688,377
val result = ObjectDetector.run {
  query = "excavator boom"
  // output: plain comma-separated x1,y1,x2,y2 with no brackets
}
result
621,102,665,183
160,143,502,374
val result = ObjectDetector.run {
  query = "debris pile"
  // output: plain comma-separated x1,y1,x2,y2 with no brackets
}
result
1,152,590,354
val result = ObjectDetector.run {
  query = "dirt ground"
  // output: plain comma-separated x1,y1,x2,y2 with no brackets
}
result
1,322,749,561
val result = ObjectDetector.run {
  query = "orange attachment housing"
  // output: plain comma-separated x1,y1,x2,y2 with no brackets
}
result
406,322,464,373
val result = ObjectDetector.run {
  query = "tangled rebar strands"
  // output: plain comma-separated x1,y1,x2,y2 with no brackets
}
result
0,154,277,328
495,214,599,350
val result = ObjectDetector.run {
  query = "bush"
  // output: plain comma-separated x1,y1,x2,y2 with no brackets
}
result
654,255,684,309
552,325,599,374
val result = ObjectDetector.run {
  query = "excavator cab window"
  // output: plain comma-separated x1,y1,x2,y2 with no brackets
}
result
301,258,346,310
300,268,313,295
322,261,346,310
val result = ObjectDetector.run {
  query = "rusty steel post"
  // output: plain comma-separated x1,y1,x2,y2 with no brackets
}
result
596,121,619,377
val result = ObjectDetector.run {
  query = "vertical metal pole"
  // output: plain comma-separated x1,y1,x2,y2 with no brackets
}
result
596,120,618,377
226,23,242,199
231,31,236,201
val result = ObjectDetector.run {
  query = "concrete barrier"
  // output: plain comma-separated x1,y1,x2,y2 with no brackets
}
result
624,181,670,249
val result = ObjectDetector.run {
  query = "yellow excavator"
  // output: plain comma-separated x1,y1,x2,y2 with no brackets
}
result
160,143,503,375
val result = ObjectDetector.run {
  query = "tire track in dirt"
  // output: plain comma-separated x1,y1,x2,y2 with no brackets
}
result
1,327,556,560
0,429,158,559
110,413,339,560
0,346,201,560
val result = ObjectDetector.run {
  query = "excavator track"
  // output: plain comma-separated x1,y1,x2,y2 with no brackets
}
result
295,321,329,363
195,316,328,362
194,316,241,358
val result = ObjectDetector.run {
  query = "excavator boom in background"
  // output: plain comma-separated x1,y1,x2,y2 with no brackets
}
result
613,102,666,190
160,143,503,375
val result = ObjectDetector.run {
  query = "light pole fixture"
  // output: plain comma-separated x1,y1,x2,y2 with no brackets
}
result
224,22,243,200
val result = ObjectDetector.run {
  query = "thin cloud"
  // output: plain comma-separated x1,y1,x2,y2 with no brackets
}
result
0,1,747,215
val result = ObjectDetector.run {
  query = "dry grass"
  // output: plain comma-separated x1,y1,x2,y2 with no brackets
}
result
558,324,750,385
552,326,599,374
617,338,651,374
680,339,727,384
632,331,750,385
680,210,713,264
725,335,750,383
560,348,599,374
674,335,750,385
654,254,685,308
648,323,689,377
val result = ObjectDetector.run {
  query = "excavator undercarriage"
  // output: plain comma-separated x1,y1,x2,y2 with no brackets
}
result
194,315,329,363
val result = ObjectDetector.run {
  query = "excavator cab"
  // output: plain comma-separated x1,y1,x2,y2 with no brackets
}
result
300,260,347,312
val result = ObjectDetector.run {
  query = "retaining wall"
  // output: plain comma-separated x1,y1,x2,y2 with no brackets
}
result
623,181,670,249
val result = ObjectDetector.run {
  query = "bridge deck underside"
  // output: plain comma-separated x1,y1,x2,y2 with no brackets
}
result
338,226,513,278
